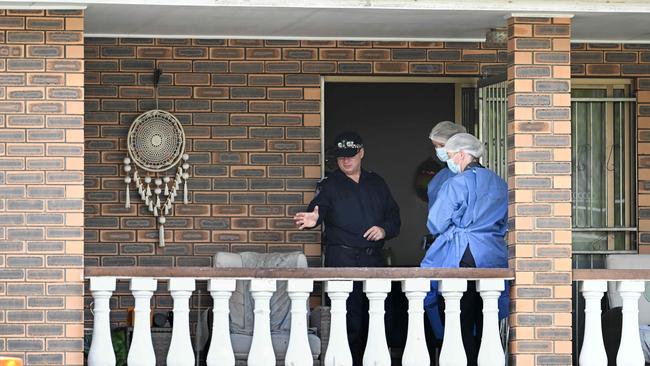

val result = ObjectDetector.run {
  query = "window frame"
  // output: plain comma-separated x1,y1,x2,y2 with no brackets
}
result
571,78,637,254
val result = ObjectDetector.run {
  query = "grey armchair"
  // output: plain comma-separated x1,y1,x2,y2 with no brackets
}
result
212,251,327,365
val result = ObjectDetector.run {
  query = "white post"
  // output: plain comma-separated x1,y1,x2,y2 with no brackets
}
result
88,277,117,366
401,279,431,366
616,280,645,366
285,279,314,366
207,279,237,366
248,279,277,366
438,279,467,366
167,278,196,366
363,279,391,366
128,278,158,366
578,280,608,366
477,279,505,366
324,280,354,366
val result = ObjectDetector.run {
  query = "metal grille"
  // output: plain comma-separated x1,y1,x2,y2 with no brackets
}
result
478,80,508,180
571,89,637,254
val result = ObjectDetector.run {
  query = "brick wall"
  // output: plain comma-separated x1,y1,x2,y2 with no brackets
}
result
570,43,650,77
83,38,650,271
506,17,573,365
638,78,650,254
0,9,84,365
83,38,508,269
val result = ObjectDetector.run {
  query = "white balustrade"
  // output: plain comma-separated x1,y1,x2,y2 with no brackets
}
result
167,278,196,366
128,278,158,366
86,274,515,366
248,279,277,366
577,279,650,366
207,279,236,366
401,279,430,366
286,279,315,366
616,280,645,366
477,279,505,366
88,277,117,366
363,279,392,366
324,280,354,366
438,279,468,366
579,280,607,366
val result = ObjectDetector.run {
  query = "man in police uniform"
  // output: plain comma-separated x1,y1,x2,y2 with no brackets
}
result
293,131,401,365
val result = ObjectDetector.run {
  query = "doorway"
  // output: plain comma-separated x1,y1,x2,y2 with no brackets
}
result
324,80,462,266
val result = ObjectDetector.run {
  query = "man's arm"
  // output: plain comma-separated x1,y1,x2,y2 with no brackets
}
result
294,179,330,229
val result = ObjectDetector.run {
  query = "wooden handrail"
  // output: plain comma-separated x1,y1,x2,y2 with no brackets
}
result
84,266,514,280
84,267,650,281
573,269,650,281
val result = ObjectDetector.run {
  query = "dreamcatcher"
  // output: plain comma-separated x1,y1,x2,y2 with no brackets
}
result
123,69,189,247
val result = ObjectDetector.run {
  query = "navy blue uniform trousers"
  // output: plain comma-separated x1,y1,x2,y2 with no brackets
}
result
325,245,386,366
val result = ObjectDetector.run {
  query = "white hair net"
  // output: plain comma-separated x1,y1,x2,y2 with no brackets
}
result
445,133,485,158
429,121,466,144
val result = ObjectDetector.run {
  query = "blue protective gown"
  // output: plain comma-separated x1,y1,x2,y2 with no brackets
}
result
427,167,455,210
420,165,509,339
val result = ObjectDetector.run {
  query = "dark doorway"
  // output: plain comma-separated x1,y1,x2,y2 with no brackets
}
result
325,82,456,266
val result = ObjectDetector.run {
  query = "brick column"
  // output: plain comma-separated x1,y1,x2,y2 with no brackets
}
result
507,17,572,365
0,10,84,365
638,78,650,254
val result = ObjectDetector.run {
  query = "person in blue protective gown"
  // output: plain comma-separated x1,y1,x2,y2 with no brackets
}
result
420,133,509,366
426,121,467,210
422,121,467,251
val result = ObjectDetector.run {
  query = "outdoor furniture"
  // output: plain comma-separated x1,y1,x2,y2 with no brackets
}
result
212,251,325,365
605,254,650,365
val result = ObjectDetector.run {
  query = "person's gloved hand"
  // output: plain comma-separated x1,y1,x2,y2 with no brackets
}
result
421,234,435,250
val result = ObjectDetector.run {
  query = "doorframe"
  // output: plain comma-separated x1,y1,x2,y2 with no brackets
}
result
320,76,478,177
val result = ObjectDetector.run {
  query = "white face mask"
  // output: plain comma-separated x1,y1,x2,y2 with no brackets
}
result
435,147,448,162
446,158,461,174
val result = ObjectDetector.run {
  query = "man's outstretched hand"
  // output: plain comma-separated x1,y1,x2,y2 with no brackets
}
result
363,226,386,241
293,206,319,229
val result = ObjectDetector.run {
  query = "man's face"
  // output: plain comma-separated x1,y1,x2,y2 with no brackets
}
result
337,148,364,176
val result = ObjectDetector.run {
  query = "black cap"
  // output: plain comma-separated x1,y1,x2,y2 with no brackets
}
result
334,131,363,157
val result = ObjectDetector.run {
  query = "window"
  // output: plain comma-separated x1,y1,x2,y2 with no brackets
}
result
571,81,637,267
478,80,508,180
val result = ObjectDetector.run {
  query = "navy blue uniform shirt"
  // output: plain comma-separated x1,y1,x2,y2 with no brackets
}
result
307,169,401,249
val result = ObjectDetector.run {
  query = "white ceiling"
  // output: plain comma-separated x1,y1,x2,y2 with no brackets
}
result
2,0,650,42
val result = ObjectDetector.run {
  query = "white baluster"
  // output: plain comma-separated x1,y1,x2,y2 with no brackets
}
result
363,279,391,366
324,280,354,366
477,279,505,366
167,278,196,366
401,279,430,366
439,279,467,366
579,280,607,366
248,279,277,366
207,279,236,366
616,280,645,366
88,277,116,366
286,279,314,366
128,278,157,366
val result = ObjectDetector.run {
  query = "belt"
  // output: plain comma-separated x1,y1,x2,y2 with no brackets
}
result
330,244,381,255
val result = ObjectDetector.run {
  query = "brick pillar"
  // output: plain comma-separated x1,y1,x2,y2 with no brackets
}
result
0,9,84,365
638,78,650,254
507,17,572,365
